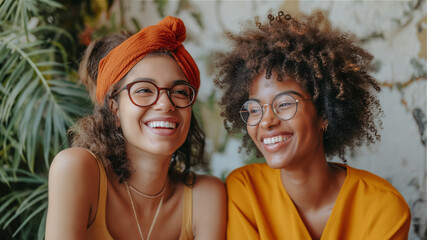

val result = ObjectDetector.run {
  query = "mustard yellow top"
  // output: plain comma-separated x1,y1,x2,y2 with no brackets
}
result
226,163,411,240
86,156,193,240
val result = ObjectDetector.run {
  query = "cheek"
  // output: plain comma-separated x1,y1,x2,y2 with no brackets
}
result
295,116,323,142
181,109,192,131
117,104,147,128
247,126,257,143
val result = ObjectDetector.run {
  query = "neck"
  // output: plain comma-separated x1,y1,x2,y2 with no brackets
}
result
280,156,340,211
126,147,172,197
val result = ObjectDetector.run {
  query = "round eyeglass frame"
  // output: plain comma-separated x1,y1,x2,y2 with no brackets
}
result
239,93,312,126
110,80,196,108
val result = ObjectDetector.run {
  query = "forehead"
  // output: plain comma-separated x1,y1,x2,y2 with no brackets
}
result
249,71,309,100
123,54,188,85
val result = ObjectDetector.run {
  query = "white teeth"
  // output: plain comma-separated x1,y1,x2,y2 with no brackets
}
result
263,135,290,145
148,121,176,129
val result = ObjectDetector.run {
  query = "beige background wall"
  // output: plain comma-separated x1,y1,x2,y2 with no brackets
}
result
113,1,426,238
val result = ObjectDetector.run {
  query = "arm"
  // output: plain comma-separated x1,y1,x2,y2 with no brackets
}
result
45,148,100,239
388,207,411,240
226,173,260,240
193,175,227,240
363,193,411,240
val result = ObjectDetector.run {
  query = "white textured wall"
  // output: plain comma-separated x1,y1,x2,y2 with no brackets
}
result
122,1,426,238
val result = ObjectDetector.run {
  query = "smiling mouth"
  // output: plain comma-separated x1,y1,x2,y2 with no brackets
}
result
147,121,177,129
262,135,291,145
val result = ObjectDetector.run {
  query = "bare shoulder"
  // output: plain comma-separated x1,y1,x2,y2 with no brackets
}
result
192,175,226,209
50,147,98,172
48,147,100,201
46,147,101,238
192,175,226,240
193,175,226,196
48,147,101,201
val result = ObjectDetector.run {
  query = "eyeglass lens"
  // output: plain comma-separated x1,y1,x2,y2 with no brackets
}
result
129,81,195,108
240,94,298,125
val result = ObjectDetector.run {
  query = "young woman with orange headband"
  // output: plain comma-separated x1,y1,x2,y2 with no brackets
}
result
46,16,226,239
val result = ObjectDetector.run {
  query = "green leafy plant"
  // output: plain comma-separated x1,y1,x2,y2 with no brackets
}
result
0,0,91,238
0,0,206,238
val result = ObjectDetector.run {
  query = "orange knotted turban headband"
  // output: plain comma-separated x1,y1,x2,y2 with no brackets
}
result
96,16,200,104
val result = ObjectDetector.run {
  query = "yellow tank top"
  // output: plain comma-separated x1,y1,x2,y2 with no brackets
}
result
86,156,193,239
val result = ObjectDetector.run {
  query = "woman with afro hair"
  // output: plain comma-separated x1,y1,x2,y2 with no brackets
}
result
215,10,411,239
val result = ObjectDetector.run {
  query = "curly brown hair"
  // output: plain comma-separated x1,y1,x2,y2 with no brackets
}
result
214,10,383,161
70,33,207,184
78,32,131,102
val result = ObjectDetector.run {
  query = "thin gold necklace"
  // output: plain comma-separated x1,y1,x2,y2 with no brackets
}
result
125,179,168,240
128,179,168,199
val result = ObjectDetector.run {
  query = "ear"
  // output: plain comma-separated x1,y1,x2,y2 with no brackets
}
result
109,98,121,127
321,116,328,132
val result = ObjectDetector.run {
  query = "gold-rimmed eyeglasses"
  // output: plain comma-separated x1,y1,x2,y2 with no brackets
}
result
240,93,312,126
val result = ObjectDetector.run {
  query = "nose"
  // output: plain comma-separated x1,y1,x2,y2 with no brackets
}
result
153,90,175,112
259,104,280,129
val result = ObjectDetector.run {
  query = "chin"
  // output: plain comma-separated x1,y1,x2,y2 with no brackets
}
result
139,144,178,157
153,147,178,156
264,155,288,169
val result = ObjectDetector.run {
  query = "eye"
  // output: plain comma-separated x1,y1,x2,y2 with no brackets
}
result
276,101,295,110
171,85,192,99
249,108,262,115
133,87,154,95
130,82,157,96
172,89,189,97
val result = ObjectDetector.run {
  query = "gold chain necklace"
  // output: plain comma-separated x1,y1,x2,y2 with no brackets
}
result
128,179,168,198
125,179,168,240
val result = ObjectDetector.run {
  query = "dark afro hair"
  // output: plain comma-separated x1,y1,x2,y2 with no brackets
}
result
214,10,383,161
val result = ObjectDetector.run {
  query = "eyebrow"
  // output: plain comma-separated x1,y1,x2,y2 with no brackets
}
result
130,78,188,86
248,90,304,102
